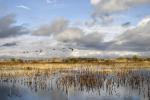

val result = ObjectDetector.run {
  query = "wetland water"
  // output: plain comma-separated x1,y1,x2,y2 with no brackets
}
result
0,64,150,100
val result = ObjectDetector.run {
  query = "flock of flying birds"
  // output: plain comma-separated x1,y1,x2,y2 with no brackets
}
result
0,43,74,54
21,48,74,54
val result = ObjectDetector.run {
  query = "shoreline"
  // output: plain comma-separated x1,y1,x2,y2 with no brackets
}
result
0,60,150,65
0,61,150,70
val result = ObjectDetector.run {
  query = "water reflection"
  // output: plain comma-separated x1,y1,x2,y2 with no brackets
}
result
0,66,149,100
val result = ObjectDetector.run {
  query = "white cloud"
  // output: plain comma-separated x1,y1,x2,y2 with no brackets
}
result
82,24,132,41
91,0,150,13
0,35,72,59
0,14,28,38
112,16,150,52
56,28,84,42
91,0,101,5
70,49,139,58
1,15,150,58
32,18,69,36
90,0,150,23
0,34,140,59
137,16,150,26
16,5,31,10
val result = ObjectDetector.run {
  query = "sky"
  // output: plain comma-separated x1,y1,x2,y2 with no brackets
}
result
0,0,150,58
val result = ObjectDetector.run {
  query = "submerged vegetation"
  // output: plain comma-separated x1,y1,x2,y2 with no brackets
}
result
0,65,149,100
0,56,150,100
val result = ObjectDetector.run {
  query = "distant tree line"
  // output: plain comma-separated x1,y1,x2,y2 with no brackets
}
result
4,55,150,64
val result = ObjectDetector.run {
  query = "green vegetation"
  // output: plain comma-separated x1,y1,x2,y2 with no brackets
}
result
63,58,99,63
10,58,24,63
1,55,150,64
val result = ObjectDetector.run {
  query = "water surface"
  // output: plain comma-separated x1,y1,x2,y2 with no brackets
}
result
0,64,150,100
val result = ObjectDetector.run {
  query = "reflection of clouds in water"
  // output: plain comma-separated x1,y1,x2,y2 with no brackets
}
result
0,87,67,100
83,96,139,100
0,67,149,100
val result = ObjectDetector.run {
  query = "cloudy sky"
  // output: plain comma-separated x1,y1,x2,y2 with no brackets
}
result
0,0,150,58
